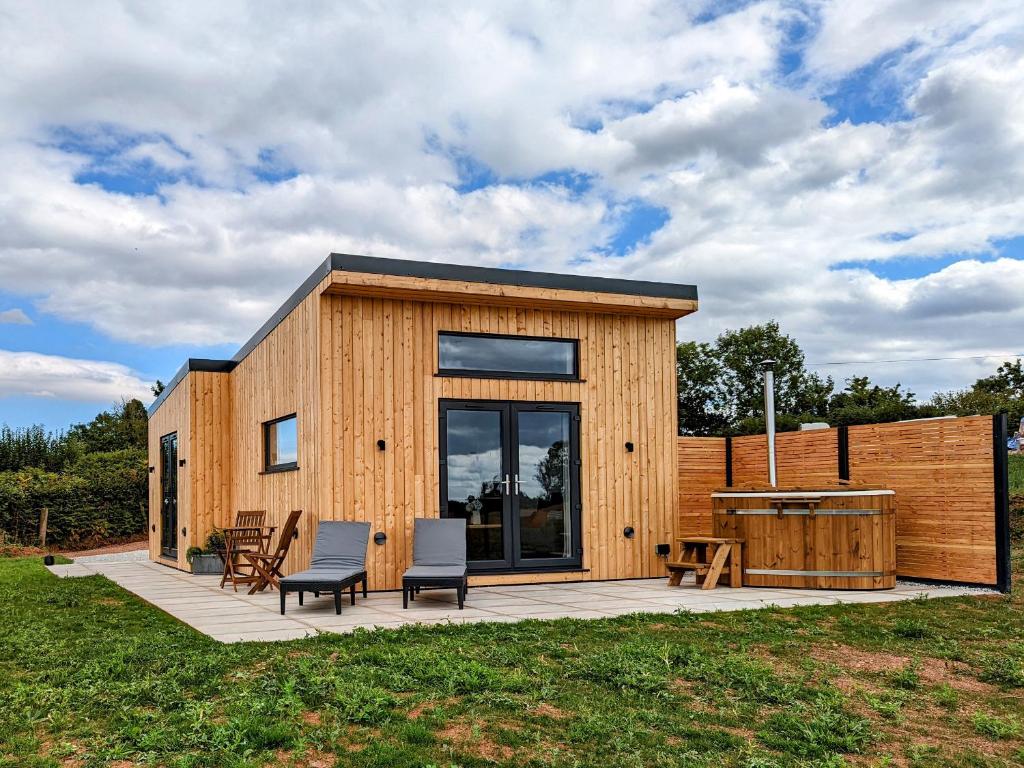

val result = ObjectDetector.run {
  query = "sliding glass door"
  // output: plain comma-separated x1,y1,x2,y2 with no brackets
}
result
440,400,581,572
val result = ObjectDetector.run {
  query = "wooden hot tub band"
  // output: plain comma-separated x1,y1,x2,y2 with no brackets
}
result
711,488,896,590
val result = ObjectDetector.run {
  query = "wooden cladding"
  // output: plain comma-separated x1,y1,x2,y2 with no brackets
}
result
713,491,896,590
675,415,1006,588
146,370,230,571
847,416,998,587
151,279,680,588
677,437,727,538
230,281,327,579
731,430,839,487
317,296,679,589
324,269,697,319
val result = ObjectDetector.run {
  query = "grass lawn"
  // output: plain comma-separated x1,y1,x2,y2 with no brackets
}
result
0,555,1021,768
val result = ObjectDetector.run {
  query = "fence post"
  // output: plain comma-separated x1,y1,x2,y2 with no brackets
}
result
724,437,733,487
837,426,850,481
993,413,1012,593
39,507,49,548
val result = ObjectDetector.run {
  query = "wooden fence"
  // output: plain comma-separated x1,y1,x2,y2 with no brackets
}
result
676,415,1011,590
676,437,727,540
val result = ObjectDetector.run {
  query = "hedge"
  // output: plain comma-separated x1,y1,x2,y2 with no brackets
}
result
0,449,147,548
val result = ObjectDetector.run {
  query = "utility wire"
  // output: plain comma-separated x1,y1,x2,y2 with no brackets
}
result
806,353,1023,366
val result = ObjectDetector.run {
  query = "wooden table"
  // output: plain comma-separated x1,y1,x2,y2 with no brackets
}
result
667,536,744,590
219,525,276,590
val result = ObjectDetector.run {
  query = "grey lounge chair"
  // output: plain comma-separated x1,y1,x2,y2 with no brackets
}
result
402,518,468,609
279,521,370,615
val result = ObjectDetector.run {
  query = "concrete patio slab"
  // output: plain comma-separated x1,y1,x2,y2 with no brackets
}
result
45,558,998,644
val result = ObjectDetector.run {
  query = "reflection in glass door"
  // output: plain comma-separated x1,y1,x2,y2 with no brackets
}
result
159,432,179,558
440,407,510,569
440,401,580,571
514,409,573,563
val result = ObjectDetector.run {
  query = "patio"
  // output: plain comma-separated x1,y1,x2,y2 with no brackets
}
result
48,558,992,643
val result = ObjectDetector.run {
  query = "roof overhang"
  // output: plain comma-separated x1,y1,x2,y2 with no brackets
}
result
324,253,697,318
150,253,698,416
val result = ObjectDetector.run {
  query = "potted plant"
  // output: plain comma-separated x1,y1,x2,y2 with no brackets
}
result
187,531,225,575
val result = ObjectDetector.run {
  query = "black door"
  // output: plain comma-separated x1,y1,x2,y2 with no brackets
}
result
159,432,178,558
440,400,581,572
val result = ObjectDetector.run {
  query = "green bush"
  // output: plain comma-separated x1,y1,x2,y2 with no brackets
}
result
0,424,84,472
0,449,147,547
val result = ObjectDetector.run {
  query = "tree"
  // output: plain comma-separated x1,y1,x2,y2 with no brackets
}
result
678,321,834,435
0,425,83,472
535,440,567,501
151,380,165,397
975,360,1024,398
676,341,730,436
68,398,149,453
715,321,832,423
827,376,930,426
932,359,1024,430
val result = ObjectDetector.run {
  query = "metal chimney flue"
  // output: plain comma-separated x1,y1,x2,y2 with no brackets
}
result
760,359,777,487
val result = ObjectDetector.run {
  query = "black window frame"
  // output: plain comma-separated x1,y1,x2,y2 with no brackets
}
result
438,398,583,573
263,413,299,473
436,331,580,382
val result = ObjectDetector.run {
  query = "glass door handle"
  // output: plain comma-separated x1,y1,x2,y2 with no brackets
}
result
501,474,511,494
513,474,521,494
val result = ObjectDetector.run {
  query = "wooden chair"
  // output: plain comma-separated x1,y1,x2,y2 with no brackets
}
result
241,510,304,595
219,526,265,591
667,536,744,590
217,510,271,590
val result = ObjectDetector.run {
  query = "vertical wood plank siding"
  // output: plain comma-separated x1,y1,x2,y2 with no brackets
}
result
317,295,679,589
147,371,232,571
152,283,679,586
190,371,232,558
229,280,328,578
147,377,190,568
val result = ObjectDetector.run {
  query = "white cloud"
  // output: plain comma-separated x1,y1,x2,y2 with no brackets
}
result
0,308,31,325
803,0,1021,80
0,0,1021,400
0,350,153,403
603,79,829,173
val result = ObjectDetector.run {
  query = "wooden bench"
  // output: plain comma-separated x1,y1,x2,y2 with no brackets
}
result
667,536,744,590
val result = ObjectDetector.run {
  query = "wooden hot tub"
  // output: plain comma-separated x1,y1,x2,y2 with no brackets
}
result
712,488,896,590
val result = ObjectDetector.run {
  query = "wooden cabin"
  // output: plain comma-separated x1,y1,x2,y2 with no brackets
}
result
147,253,698,588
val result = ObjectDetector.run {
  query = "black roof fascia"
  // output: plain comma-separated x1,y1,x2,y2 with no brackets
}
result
230,255,335,364
147,358,235,416
149,253,697,418
147,257,334,418
329,252,698,301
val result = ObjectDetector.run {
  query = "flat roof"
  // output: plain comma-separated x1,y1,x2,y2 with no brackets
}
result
328,252,697,301
149,253,697,415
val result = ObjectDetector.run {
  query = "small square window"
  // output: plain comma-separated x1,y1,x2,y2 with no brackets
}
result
264,414,298,472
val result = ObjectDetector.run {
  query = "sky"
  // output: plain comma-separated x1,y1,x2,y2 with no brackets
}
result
1,1,1023,430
